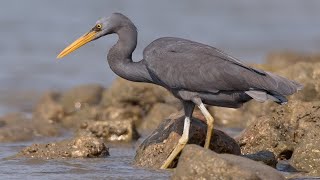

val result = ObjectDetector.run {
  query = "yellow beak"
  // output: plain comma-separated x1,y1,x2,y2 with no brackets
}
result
57,31,97,59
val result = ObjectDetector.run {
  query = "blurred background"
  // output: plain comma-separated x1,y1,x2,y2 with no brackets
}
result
1,0,320,113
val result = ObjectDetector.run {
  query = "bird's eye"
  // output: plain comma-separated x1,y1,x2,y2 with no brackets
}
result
96,24,102,30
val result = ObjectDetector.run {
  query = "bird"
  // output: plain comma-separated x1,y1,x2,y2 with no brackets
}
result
57,13,303,169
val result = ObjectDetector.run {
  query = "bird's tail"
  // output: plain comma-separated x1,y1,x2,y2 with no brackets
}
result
245,90,288,105
245,72,303,104
266,72,303,95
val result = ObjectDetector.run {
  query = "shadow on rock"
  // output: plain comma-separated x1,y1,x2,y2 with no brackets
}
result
133,112,240,169
242,150,277,168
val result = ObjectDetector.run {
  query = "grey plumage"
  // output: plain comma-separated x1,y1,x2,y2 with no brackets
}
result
96,13,302,107
143,37,302,106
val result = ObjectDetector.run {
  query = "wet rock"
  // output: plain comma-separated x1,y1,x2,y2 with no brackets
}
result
79,119,139,142
15,133,109,159
60,84,104,113
33,92,65,123
237,100,320,175
134,113,240,169
172,144,285,180
242,150,277,168
0,113,60,142
139,103,178,132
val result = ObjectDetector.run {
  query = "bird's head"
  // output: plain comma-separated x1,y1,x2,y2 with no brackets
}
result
57,13,128,59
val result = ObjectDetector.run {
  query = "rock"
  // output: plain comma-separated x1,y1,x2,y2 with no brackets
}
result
0,113,35,142
60,84,104,113
237,100,319,155
32,85,142,142
100,78,182,133
15,133,109,159
71,105,141,142
172,144,285,180
237,115,293,158
33,85,104,128
209,100,276,129
139,103,178,132
79,119,139,142
0,113,60,142
242,150,277,168
266,51,320,71
101,78,179,111
133,113,240,169
277,160,299,172
60,106,101,129
98,105,142,125
237,100,320,175
290,131,320,176
33,92,65,123
276,62,320,102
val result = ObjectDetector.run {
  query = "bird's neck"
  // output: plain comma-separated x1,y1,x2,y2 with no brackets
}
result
107,25,151,83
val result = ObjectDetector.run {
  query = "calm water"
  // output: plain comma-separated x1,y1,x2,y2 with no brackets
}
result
1,1,320,179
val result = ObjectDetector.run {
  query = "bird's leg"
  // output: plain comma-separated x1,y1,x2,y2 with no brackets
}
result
192,97,214,149
160,102,194,169
160,116,190,169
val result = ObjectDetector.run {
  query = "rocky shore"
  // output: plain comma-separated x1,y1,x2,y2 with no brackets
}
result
0,51,320,179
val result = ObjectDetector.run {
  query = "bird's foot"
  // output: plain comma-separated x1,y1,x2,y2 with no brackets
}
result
160,136,188,169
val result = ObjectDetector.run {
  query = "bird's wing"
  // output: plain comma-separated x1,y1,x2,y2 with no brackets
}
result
143,37,300,95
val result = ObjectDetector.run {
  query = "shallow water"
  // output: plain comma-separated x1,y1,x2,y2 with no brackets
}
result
1,1,320,179
0,139,171,180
